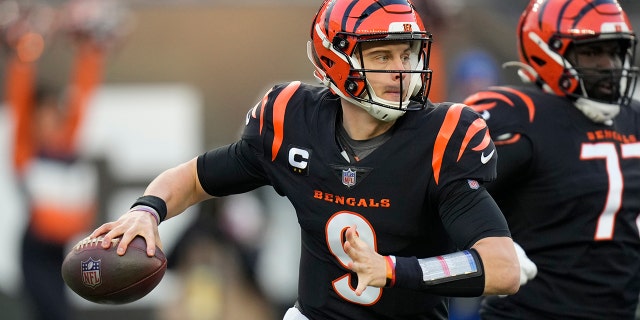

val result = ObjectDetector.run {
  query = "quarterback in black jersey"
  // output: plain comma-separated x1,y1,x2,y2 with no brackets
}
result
464,0,640,319
90,0,520,319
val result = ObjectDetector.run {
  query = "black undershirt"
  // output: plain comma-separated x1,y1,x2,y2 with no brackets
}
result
335,119,393,162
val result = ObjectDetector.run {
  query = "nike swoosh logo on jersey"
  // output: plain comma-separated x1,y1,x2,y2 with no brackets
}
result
480,149,495,164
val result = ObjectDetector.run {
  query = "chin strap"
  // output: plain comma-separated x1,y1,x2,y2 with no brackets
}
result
573,97,619,126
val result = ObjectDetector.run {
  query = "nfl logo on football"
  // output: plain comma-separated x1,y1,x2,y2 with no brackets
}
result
342,168,356,187
82,257,102,288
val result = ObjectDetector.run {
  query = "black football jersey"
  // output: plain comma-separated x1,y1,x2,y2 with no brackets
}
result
466,85,640,320
198,81,510,319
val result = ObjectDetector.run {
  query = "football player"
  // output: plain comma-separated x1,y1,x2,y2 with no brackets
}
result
463,0,640,319
91,0,520,319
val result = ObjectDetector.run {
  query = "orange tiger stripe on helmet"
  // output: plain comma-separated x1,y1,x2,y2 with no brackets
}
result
518,0,635,99
309,0,431,116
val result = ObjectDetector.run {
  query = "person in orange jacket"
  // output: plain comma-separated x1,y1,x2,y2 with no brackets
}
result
2,1,128,318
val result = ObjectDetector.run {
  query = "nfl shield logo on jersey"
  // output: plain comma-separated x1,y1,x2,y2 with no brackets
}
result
342,168,357,187
81,257,102,288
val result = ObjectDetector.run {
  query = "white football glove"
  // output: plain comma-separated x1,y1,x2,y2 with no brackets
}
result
514,242,537,286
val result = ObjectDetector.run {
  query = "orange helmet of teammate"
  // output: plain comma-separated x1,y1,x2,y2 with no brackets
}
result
515,0,638,122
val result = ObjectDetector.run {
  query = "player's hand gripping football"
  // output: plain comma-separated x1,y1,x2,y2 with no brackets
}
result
342,225,387,296
89,210,162,258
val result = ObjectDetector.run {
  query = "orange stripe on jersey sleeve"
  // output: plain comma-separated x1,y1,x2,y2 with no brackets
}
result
432,104,465,185
256,87,274,134
464,91,514,112
492,86,536,122
457,118,488,161
472,129,491,151
464,91,515,107
258,93,269,134
467,101,496,112
271,81,301,161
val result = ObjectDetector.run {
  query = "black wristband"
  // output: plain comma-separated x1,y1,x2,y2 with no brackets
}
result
394,256,423,290
131,195,168,223
393,249,485,297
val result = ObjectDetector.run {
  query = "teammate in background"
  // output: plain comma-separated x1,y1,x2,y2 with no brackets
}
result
463,0,640,319
2,1,128,319
90,0,520,319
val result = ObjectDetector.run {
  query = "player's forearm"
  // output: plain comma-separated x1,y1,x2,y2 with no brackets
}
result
472,236,520,295
390,249,485,296
386,236,519,297
143,157,212,221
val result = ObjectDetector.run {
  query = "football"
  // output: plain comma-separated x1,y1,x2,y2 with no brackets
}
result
61,235,167,304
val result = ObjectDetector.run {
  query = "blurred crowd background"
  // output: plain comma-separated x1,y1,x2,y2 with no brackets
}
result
0,1,638,320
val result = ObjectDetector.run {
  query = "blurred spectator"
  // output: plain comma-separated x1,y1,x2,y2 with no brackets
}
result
252,187,300,319
448,49,500,103
159,196,277,320
220,188,301,319
1,1,129,319
160,199,228,320
160,110,299,319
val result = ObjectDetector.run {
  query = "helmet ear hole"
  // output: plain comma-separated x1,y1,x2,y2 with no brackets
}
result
345,80,359,93
559,74,574,91
548,36,563,52
332,36,350,51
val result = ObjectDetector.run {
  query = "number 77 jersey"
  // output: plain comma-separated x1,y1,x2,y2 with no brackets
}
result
465,85,640,319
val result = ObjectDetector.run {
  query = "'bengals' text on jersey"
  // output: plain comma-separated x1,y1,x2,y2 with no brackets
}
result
466,85,640,320
197,82,510,319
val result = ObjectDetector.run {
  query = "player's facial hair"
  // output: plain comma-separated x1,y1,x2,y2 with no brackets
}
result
578,68,622,102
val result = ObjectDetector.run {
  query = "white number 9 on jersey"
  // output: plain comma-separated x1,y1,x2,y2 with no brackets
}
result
326,211,381,305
